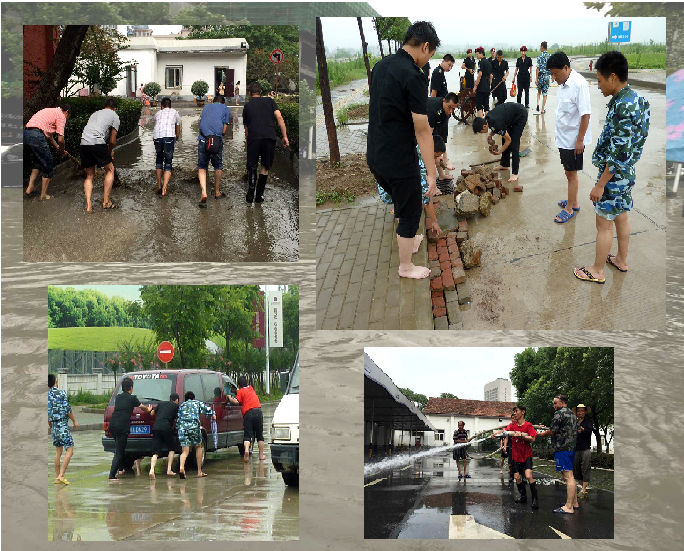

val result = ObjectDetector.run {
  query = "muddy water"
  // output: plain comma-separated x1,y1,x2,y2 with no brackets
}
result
23,106,298,262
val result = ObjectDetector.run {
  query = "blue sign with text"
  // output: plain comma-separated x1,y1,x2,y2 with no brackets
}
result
609,21,631,43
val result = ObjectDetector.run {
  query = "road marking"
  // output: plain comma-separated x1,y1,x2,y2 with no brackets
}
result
449,515,514,539
550,527,572,539
364,477,387,487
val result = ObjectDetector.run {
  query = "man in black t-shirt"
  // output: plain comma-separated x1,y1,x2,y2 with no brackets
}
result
367,21,440,280
427,93,459,181
474,47,492,117
491,50,510,107
242,82,289,203
148,393,180,479
108,377,153,481
430,54,456,173
573,404,593,498
461,49,476,89
453,421,470,478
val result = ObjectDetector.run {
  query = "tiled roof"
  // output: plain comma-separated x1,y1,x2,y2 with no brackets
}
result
424,398,516,417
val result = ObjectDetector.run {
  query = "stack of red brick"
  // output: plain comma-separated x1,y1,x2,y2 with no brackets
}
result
428,220,468,319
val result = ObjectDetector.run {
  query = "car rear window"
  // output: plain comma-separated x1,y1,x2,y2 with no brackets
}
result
110,373,177,404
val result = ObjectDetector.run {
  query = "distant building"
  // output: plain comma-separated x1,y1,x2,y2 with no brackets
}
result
484,378,512,402
127,25,153,37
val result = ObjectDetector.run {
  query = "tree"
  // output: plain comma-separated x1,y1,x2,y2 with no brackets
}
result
316,17,340,164
399,387,428,410
282,286,299,354
143,82,161,101
191,80,209,98
209,285,260,366
23,25,90,124
440,392,457,399
357,18,372,87
372,18,385,58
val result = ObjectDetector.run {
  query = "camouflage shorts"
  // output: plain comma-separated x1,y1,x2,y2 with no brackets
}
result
594,171,634,220
537,73,551,95
52,420,74,449
178,426,202,447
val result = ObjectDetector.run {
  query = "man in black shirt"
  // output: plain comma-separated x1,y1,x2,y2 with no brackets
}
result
430,54,456,173
453,421,470,479
488,48,496,65
461,49,476,89
472,102,528,182
108,377,153,481
148,393,180,479
427,92,459,181
474,47,492,118
367,21,440,279
243,82,289,203
491,50,509,107
573,404,593,498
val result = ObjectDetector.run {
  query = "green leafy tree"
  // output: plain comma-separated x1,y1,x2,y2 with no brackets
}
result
143,82,161,100
439,392,458,399
399,387,428,410
191,80,209,98
209,285,261,366
282,286,299,354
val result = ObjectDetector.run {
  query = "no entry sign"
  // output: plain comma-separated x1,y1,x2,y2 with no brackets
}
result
270,49,284,64
157,341,174,364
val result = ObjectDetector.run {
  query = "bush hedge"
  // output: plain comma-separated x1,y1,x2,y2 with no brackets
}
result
276,102,299,155
24,97,141,179
534,448,613,469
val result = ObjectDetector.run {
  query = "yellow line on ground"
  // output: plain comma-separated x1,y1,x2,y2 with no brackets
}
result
551,527,572,539
364,477,387,487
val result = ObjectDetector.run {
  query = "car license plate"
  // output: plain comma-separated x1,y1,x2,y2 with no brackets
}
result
130,425,150,435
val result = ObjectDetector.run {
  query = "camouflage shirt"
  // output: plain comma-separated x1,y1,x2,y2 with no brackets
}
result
549,406,578,451
592,85,650,184
48,387,71,422
176,399,213,431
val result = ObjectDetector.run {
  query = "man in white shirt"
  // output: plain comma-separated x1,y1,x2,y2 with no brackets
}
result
152,97,181,196
547,51,591,223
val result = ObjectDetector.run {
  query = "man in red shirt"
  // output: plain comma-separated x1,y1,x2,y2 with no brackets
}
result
227,376,265,462
492,405,539,509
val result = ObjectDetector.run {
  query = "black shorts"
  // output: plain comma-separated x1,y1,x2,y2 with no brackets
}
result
246,138,276,171
475,91,490,111
243,407,264,443
501,448,508,459
80,144,113,169
152,429,180,456
374,172,423,238
559,148,584,172
453,445,467,460
514,456,533,475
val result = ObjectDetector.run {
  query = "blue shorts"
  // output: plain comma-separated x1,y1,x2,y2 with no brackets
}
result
197,138,223,170
554,450,575,472
24,128,54,178
154,137,176,172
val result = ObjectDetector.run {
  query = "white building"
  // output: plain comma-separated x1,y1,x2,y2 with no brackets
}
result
484,378,512,402
112,37,248,100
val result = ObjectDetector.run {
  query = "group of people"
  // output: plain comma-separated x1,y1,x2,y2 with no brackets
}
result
24,82,289,210
48,373,266,485
367,20,651,285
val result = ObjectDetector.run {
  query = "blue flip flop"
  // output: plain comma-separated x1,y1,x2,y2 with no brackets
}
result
557,199,580,211
554,209,576,223
553,507,574,514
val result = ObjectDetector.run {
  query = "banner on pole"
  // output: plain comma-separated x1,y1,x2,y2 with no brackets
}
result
269,291,283,348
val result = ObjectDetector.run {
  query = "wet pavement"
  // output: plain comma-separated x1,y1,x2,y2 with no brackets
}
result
48,401,298,541
24,106,299,262
364,451,613,539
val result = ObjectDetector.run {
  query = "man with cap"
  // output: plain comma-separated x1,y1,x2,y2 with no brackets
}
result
513,46,533,108
573,404,593,498
474,47,493,118
488,47,496,65
461,49,476,90
430,54,456,173
491,50,510,107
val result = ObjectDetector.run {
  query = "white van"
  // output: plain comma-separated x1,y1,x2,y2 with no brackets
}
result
270,352,299,487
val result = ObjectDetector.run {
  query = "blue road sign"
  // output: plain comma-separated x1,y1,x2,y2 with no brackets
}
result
609,21,631,43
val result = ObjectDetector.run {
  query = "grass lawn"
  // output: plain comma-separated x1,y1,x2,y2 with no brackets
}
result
48,327,156,351
533,458,614,492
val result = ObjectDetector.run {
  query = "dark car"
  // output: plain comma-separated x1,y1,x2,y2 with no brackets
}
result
102,370,244,469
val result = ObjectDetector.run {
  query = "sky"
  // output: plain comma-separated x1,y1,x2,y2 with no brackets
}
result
320,10,665,54
365,347,528,402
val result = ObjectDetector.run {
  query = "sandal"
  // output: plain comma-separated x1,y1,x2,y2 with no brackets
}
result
199,197,208,208
554,209,576,223
606,254,628,272
573,267,605,284
214,191,227,199
557,199,580,212
24,190,39,198
102,201,119,210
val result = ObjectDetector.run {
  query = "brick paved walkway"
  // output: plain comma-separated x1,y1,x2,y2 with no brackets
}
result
316,203,432,330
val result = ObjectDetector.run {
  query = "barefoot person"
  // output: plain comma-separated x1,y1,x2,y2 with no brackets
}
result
427,93,459,181
148,393,180,479
152,97,181,197
24,104,71,200
227,376,266,462
79,98,120,211
538,395,579,513
367,21,441,280
472,101,528,183
197,95,230,207
573,51,650,283
48,374,78,485
177,391,215,478
547,51,591,224
453,421,470,479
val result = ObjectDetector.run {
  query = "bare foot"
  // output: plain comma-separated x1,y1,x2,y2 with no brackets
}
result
439,174,454,181
25,187,36,196
412,234,424,253
397,264,431,279
197,472,208,477
492,165,508,171
243,451,250,463
167,471,177,476
259,455,266,461
40,194,52,200
507,174,519,182
149,472,156,480
446,163,455,170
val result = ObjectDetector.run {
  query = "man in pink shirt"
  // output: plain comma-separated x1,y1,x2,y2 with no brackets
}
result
24,104,71,199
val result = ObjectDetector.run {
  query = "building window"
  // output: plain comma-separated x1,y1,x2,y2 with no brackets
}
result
436,430,444,441
165,66,182,89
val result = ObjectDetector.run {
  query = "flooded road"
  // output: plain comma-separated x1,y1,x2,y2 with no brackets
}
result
48,401,298,541
364,452,613,539
24,105,299,262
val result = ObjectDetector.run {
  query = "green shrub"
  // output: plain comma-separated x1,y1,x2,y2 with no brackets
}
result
191,80,209,98
277,102,299,154
258,79,272,94
68,389,111,405
143,82,161,99
591,452,614,469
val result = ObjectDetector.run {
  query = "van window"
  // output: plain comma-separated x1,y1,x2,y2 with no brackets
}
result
201,373,221,402
222,375,236,397
111,373,177,404
183,374,206,402
287,357,299,395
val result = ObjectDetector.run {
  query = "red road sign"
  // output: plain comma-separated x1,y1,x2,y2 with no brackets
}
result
157,341,174,363
270,49,284,64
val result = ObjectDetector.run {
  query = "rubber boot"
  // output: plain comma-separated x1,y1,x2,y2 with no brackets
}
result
530,481,539,509
515,481,527,503
255,174,267,203
246,168,257,203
